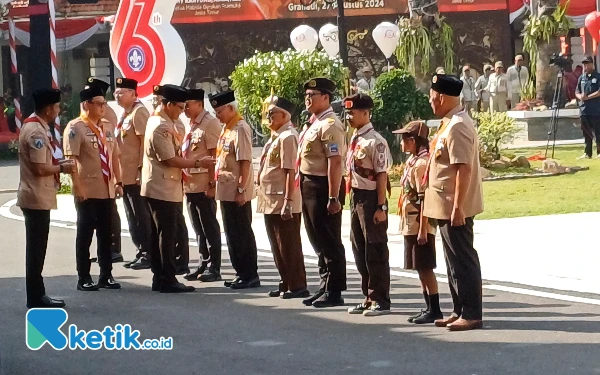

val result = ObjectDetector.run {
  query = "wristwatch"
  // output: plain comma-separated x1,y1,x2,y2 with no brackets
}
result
237,187,246,194
377,204,388,212
329,197,339,204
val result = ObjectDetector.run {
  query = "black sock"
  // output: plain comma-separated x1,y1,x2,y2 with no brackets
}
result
429,293,441,314
423,291,430,311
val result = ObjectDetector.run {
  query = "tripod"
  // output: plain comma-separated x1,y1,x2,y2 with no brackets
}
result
545,68,565,159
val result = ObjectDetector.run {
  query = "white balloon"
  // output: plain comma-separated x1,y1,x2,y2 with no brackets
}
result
290,25,319,52
372,22,400,59
319,23,339,58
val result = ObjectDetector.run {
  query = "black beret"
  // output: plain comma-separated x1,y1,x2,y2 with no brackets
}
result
187,89,205,101
86,77,110,95
304,77,336,95
431,74,463,97
208,90,235,108
343,93,374,110
270,96,296,115
32,88,61,108
80,85,105,103
159,84,188,103
115,78,138,90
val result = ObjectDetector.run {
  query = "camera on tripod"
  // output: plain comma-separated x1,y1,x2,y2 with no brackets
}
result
549,53,573,69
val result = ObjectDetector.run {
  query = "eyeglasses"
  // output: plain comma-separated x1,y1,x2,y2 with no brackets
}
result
89,100,107,107
267,110,283,118
174,103,186,110
305,92,323,99
113,89,134,97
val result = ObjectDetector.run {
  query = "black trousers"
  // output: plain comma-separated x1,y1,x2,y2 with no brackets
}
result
220,201,258,280
110,202,121,256
175,204,189,270
23,208,50,303
350,189,390,308
147,198,180,284
122,184,153,259
300,174,347,292
75,198,114,280
581,115,600,157
187,192,222,271
438,217,483,320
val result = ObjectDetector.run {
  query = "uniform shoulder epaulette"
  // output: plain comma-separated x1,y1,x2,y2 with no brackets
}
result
327,118,336,124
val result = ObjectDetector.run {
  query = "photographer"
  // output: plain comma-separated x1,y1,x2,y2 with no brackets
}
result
575,56,600,159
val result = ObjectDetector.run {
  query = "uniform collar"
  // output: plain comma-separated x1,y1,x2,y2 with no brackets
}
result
442,105,464,124
355,122,373,136
190,110,207,128
273,121,292,136
315,107,335,120
158,109,175,127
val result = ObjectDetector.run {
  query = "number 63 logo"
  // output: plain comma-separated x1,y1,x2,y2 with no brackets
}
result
110,0,186,98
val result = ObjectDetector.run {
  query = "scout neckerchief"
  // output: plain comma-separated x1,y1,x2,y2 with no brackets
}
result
345,123,374,194
294,107,334,187
115,100,142,138
82,115,111,185
215,113,242,180
24,114,62,188
181,110,208,181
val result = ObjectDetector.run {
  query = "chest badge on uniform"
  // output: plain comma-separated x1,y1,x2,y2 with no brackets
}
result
122,129,128,138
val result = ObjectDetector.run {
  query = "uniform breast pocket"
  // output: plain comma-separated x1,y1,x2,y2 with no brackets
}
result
163,172,181,182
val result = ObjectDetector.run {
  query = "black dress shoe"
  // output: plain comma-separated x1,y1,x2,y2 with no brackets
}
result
98,277,121,290
268,290,282,297
311,292,344,308
112,254,124,263
27,295,66,309
77,279,99,292
281,289,310,300
151,282,161,292
302,291,323,306
413,310,444,325
123,259,136,268
159,282,196,293
199,269,222,282
183,269,202,281
224,276,240,288
230,277,261,290
408,309,427,323
129,257,151,270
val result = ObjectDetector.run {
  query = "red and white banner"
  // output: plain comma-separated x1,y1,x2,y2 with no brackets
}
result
509,0,596,28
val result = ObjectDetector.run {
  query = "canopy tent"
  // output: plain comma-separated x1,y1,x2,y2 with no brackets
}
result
509,0,596,27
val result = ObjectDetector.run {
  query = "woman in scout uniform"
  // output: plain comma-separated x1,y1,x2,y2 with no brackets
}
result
394,121,442,324
18,88,76,308
114,77,153,270
63,85,123,292
209,90,260,290
257,96,308,299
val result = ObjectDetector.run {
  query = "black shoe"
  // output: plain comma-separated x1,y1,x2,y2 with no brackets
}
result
27,295,66,309
230,277,261,290
111,254,124,263
311,292,344,308
77,279,99,291
199,269,222,282
224,276,240,288
302,291,324,306
151,281,161,292
129,257,151,270
90,257,98,263
413,310,444,325
175,266,190,276
408,309,427,323
97,276,121,290
269,290,282,297
159,282,196,293
123,259,136,268
281,289,310,299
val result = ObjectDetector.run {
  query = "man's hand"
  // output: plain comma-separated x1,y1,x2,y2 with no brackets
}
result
196,156,216,168
417,227,428,245
60,159,76,174
206,185,216,199
235,191,246,207
327,200,341,215
582,94,590,101
115,185,124,199
451,206,466,227
74,186,87,203
281,203,293,220
373,209,386,224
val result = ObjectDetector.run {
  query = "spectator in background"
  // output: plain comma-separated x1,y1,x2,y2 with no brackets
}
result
506,54,529,106
460,65,477,114
356,66,377,92
475,64,492,112
575,56,600,159
486,61,511,113
435,67,446,75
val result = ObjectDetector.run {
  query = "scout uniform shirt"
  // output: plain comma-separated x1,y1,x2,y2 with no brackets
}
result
423,106,484,220
116,102,149,185
182,110,221,194
141,109,184,203
17,115,61,210
215,115,255,202
257,121,302,214
63,116,119,199
299,108,346,176
399,150,436,236
348,123,391,190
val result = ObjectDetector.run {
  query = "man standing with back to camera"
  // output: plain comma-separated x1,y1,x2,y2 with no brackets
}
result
299,77,347,308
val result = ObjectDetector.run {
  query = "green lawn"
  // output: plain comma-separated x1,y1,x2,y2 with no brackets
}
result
387,145,600,220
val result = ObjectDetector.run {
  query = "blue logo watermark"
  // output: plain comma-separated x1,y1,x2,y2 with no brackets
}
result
127,46,145,72
26,308,173,351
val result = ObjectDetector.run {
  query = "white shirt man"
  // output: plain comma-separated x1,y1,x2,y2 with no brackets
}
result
356,67,377,92
486,61,511,112
506,54,529,106
460,65,477,113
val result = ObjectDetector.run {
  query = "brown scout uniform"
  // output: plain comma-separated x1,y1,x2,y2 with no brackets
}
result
423,105,484,321
257,121,306,293
63,116,119,281
298,108,347,293
184,110,221,193
348,122,392,309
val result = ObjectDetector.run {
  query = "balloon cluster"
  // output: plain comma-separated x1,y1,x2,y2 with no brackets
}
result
290,22,401,60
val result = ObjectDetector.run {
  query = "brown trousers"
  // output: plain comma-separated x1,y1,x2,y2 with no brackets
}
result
264,213,307,292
